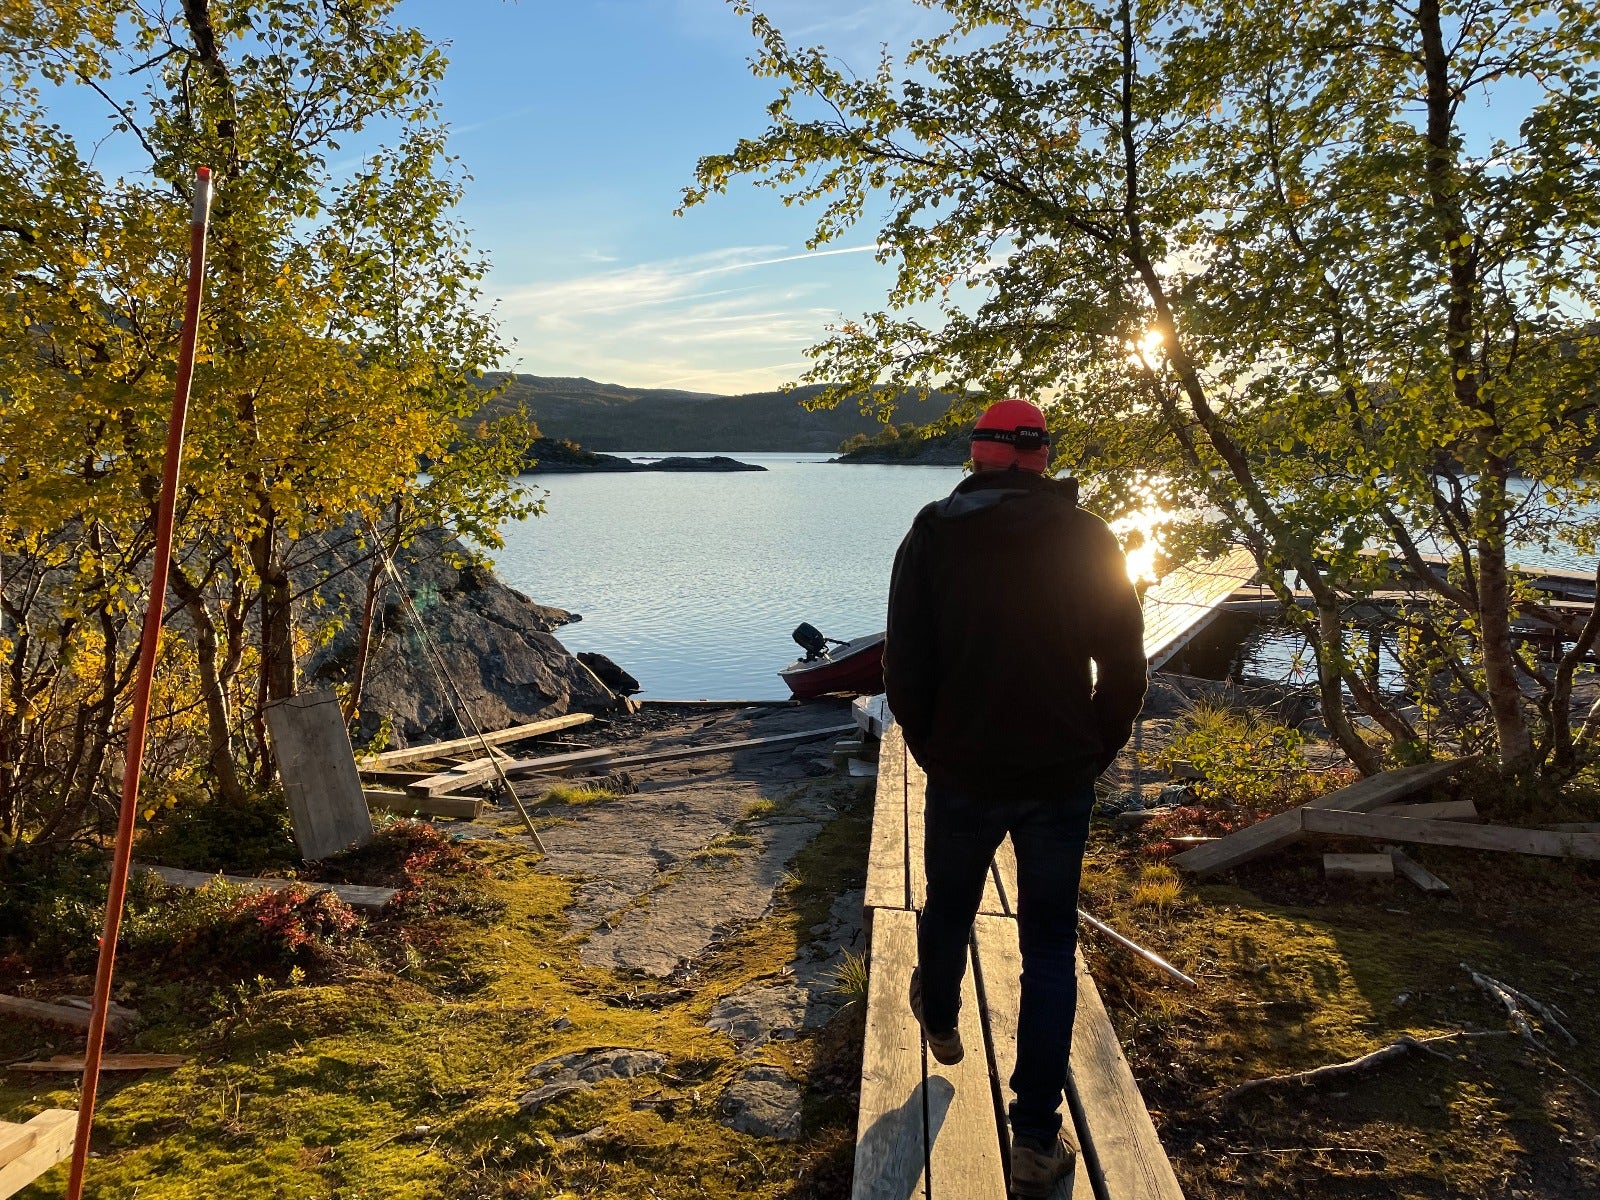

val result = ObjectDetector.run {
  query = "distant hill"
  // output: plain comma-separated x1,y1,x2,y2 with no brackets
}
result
468,374,961,453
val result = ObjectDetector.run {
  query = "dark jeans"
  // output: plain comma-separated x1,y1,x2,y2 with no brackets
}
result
916,773,1095,1143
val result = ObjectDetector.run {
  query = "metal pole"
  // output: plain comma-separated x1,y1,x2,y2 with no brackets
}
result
66,166,213,1200
1078,908,1198,988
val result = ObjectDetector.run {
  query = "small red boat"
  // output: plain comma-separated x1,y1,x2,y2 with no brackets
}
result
779,629,886,699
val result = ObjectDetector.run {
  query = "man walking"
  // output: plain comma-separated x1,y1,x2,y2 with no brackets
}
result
883,398,1146,1197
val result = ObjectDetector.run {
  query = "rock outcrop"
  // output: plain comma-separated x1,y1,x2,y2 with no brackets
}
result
522,438,765,473
300,525,614,747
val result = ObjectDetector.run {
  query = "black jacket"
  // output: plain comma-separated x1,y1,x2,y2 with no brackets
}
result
883,469,1147,799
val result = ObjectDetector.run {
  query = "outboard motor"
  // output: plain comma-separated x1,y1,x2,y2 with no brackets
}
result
792,622,832,662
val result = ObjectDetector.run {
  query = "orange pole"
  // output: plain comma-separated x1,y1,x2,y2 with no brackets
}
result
65,165,213,1200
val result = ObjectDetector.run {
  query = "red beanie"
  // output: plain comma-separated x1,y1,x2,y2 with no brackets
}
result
971,398,1051,472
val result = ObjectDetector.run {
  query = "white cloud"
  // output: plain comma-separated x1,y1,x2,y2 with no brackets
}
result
491,242,887,392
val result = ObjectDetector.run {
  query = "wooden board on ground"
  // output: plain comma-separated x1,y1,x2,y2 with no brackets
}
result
1171,758,1470,876
600,723,860,772
992,838,1019,916
264,688,373,860
358,712,594,768
1323,853,1395,878
0,995,136,1034
408,747,615,797
854,693,892,739
1541,822,1600,834
1144,546,1260,669
364,789,482,820
1386,849,1451,894
1066,950,1186,1200
11,1054,188,1072
925,943,1008,1199
852,906,927,1200
1368,798,1479,822
0,1108,76,1199
1300,809,1600,860
864,725,910,917
135,864,397,911
972,915,1093,1200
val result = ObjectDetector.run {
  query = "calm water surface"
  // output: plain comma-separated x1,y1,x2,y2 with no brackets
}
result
493,454,964,699
491,456,1597,699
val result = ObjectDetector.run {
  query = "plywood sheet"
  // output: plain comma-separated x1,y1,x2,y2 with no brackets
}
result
265,689,373,860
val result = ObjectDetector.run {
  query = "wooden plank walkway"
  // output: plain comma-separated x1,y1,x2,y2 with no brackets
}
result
855,724,1183,1200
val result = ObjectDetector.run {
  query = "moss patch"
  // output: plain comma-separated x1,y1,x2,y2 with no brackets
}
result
1083,817,1600,1200
5,780,870,1200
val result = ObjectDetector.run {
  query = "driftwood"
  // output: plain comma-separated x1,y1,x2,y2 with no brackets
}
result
0,994,138,1034
11,1053,189,1072
1462,964,1577,1046
1217,1032,1478,1105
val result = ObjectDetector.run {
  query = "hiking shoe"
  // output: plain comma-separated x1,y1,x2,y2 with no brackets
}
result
1010,1129,1078,1198
908,967,964,1065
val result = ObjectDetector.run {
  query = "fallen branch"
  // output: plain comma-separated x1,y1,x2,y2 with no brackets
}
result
1217,1032,1481,1105
1462,963,1574,1046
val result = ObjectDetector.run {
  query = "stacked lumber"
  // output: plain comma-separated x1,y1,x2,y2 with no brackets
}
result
0,1109,76,1199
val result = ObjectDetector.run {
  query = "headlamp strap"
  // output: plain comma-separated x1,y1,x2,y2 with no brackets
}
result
972,425,1049,451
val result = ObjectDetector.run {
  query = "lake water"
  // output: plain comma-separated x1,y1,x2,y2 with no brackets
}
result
492,454,964,699
490,455,1596,700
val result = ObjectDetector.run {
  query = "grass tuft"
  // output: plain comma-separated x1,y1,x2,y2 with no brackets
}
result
540,782,619,806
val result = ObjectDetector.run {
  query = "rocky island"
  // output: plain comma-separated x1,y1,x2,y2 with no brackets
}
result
523,437,764,474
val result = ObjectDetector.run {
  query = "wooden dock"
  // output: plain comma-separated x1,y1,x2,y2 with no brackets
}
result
1142,546,1260,670
855,724,1184,1200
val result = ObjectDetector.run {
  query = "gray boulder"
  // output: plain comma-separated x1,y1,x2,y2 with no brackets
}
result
299,524,615,747
718,1065,804,1140
517,1048,667,1115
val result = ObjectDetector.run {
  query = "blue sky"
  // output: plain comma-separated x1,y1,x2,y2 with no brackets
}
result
39,1,1540,396
400,0,946,394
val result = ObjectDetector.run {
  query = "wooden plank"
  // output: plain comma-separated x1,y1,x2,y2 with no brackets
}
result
972,916,1092,1200
854,693,892,739
864,725,910,915
925,941,1008,1200
408,747,615,797
906,751,928,913
601,723,860,772
134,864,397,911
357,768,434,786
0,1121,41,1171
1541,822,1600,834
0,1109,76,1199
364,789,482,820
979,860,1006,918
358,712,594,767
1300,809,1600,860
851,906,927,1200
1066,950,1185,1200
0,995,135,1034
1368,798,1479,822
992,837,1019,917
264,688,373,860
1323,853,1395,878
11,1054,188,1071
1171,758,1470,876
1387,849,1451,895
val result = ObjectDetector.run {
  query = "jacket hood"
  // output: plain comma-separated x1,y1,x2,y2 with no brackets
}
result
933,469,1080,520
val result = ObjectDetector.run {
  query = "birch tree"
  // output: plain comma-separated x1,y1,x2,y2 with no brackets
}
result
686,0,1600,778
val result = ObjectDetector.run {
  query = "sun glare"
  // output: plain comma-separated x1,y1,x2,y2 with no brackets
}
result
1109,493,1170,586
